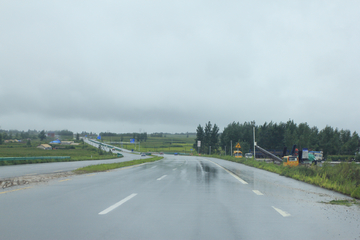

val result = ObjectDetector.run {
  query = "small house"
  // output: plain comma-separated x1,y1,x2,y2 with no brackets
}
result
37,144,52,150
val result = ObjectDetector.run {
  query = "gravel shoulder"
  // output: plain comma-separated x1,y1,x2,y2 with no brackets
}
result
0,172,75,189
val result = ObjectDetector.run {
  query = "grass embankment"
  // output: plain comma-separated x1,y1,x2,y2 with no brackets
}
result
213,155,360,199
321,199,360,206
0,141,118,166
74,156,164,174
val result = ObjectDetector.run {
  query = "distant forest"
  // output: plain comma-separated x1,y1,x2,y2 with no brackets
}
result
220,120,360,157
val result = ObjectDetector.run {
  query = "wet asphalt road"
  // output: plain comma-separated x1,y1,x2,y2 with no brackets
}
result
0,151,142,179
0,139,142,179
0,155,359,239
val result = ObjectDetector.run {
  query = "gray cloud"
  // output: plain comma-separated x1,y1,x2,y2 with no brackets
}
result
1,0,360,134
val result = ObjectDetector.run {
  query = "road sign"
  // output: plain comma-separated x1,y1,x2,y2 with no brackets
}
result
197,141,201,147
130,138,135,143
235,143,241,148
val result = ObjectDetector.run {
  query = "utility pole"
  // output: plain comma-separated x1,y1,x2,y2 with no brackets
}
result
231,140,232,157
253,127,256,159
209,146,211,155
225,146,226,156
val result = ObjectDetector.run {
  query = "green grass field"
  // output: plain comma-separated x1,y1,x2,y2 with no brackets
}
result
0,140,118,165
99,134,196,154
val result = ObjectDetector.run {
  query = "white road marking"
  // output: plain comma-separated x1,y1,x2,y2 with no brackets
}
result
173,168,177,171
272,206,291,217
207,159,248,184
151,166,157,168
252,190,264,195
99,193,137,215
198,162,205,174
157,175,167,180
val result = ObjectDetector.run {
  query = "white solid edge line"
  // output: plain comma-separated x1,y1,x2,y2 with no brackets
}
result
252,190,264,195
157,175,167,180
99,193,137,215
207,159,248,184
272,206,291,217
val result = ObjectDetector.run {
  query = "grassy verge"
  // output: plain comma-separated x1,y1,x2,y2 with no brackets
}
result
211,155,360,199
73,156,164,174
320,199,359,207
0,141,119,166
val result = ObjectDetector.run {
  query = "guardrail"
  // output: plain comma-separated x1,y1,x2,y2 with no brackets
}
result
0,156,71,161
163,152,190,155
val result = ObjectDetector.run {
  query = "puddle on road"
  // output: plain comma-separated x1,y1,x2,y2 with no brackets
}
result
196,161,218,184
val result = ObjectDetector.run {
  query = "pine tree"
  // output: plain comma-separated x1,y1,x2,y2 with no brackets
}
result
38,130,46,141
193,124,204,153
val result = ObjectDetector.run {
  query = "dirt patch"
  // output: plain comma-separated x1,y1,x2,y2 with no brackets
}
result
0,172,75,189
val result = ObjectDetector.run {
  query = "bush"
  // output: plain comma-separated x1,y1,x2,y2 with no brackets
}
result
351,186,360,198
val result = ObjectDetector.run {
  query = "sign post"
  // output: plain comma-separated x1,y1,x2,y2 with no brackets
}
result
253,127,256,160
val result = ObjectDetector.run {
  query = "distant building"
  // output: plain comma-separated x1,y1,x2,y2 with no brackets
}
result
50,139,61,144
4,139,21,143
37,144,52,150
47,132,55,138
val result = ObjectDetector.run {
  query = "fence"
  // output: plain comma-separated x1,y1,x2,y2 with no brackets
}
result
0,156,71,161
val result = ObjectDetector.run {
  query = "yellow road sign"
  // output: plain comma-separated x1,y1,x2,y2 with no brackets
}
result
235,143,241,148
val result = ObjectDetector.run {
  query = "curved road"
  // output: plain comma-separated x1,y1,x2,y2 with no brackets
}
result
0,155,359,239
0,139,142,179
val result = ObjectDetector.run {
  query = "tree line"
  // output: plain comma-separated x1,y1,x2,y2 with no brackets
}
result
220,120,360,157
0,129,75,143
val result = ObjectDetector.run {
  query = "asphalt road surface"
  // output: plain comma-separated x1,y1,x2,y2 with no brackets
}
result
1,155,359,240
0,139,142,179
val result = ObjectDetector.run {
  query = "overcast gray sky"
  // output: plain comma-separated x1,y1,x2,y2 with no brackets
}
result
1,0,359,134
